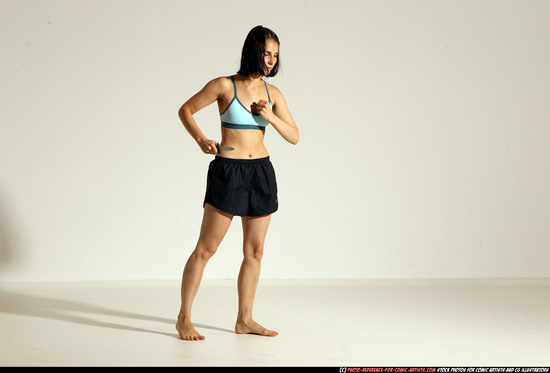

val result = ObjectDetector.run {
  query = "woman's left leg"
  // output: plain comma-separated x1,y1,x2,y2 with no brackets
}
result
235,214,278,336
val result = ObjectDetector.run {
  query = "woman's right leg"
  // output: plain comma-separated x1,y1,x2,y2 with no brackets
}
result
176,203,233,340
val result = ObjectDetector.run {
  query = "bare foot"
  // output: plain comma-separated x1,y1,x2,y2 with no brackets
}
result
176,317,205,341
235,319,278,337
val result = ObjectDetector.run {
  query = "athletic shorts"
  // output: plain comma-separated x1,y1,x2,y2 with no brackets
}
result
203,156,278,217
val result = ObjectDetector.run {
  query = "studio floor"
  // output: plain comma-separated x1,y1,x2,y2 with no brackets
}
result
0,278,549,367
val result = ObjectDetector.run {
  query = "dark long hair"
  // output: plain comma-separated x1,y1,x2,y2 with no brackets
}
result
237,26,280,78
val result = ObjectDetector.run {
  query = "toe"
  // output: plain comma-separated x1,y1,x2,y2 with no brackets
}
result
264,329,278,337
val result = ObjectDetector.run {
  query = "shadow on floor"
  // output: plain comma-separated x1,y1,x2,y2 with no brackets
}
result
0,287,234,338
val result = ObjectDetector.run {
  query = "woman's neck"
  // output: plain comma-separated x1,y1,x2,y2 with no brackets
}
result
236,73,263,85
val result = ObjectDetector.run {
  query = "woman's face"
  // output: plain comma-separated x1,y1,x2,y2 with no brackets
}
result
263,38,279,75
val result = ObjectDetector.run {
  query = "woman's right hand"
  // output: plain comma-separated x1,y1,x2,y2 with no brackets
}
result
198,138,218,155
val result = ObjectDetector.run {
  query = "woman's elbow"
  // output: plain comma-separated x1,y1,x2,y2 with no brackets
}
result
179,100,196,116
178,102,190,118
290,132,300,145
178,104,189,119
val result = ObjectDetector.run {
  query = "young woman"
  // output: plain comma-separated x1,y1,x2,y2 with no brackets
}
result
176,26,299,341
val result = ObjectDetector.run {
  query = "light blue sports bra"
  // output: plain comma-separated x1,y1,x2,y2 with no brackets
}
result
220,76,272,130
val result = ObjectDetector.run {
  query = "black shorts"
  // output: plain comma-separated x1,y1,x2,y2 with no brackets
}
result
203,156,278,217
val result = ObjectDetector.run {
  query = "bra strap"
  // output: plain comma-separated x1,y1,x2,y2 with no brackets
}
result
231,76,237,97
264,80,272,105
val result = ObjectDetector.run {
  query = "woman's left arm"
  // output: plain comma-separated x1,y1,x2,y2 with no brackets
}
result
255,86,299,145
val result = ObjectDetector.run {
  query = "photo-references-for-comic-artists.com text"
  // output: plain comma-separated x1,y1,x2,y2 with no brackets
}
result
339,368,549,373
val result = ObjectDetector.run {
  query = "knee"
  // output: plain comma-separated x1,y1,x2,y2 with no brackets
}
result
244,243,264,262
195,242,218,261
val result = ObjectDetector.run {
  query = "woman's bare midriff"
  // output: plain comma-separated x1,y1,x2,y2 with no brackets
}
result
218,126,269,159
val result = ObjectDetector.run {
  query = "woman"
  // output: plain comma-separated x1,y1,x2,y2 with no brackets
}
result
176,26,299,341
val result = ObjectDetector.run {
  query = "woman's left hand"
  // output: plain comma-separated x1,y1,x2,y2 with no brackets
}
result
252,100,273,122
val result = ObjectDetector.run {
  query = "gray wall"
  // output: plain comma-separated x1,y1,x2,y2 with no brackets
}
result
1,0,549,281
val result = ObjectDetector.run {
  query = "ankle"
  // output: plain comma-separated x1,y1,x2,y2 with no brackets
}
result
177,313,192,323
236,313,253,324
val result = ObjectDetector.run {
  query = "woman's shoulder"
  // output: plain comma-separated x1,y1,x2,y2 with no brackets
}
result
206,75,234,89
265,80,283,99
199,76,235,97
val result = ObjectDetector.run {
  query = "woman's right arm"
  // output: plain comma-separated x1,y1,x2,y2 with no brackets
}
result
178,77,226,154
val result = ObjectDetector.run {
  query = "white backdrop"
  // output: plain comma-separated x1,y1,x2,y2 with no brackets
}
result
1,0,549,281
